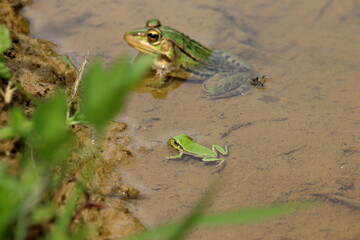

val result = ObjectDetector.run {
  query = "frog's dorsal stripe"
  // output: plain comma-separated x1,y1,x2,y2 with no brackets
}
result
161,26,212,64
181,66,212,80
164,36,203,63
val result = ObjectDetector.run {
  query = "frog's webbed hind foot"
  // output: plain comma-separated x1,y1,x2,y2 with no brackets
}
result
203,83,250,100
250,75,267,89
201,70,254,99
211,161,226,174
203,74,268,100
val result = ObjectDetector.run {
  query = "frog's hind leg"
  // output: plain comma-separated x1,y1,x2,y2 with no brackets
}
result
202,70,253,99
151,69,170,87
212,144,229,156
202,157,224,167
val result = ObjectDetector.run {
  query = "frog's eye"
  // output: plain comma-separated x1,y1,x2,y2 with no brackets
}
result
147,29,161,43
173,140,181,147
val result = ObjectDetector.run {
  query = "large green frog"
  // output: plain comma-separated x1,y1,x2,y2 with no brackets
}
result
124,19,262,99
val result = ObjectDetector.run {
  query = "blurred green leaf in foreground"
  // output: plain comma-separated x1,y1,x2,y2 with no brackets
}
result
0,25,11,79
128,201,314,240
0,51,152,240
74,55,152,132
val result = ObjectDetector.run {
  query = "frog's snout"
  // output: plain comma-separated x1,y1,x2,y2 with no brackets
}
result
123,32,133,41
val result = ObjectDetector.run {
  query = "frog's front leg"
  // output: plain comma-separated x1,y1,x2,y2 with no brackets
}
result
166,151,184,160
151,69,169,87
212,144,229,156
149,57,174,87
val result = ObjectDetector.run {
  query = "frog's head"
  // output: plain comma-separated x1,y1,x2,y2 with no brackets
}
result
168,134,193,151
124,19,175,62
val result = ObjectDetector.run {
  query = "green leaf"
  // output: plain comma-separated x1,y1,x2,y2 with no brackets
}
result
45,176,89,240
0,25,11,53
0,25,11,79
168,184,219,240
0,164,40,239
127,201,315,240
0,108,33,139
0,165,24,238
197,201,314,226
80,55,152,132
58,55,78,74
0,61,10,79
31,203,56,224
31,92,72,164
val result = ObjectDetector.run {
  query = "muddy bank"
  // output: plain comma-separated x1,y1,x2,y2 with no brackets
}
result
1,1,145,239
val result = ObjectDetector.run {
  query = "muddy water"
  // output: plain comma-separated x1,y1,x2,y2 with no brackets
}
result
24,0,360,239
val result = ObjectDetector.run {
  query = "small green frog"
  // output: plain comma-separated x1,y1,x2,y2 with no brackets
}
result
167,134,228,166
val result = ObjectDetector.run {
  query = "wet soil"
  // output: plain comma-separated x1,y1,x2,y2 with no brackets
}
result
1,1,145,239
23,0,360,239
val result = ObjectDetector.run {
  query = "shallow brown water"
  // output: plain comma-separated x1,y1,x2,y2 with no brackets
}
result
25,0,360,239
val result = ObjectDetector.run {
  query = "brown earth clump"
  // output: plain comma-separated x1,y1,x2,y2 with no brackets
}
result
0,1,146,239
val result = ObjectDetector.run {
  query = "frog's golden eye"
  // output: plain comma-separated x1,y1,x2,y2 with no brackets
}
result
147,29,161,43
